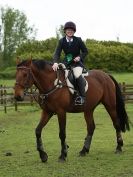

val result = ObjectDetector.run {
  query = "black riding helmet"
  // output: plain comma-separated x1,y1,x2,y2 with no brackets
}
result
64,21,76,32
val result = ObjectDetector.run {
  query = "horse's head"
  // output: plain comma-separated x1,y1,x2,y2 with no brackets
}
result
14,59,34,101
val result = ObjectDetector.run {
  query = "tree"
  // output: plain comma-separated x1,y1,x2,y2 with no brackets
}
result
0,24,2,50
56,25,64,40
16,38,57,60
0,7,36,66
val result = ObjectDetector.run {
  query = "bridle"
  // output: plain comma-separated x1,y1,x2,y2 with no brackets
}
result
15,66,33,89
15,65,74,103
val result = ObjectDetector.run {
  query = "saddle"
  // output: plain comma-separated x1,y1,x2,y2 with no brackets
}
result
54,63,89,94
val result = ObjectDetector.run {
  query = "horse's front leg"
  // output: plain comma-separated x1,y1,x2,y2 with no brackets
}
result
58,112,69,162
35,110,53,162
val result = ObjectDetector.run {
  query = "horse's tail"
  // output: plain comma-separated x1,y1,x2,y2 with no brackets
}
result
109,75,130,132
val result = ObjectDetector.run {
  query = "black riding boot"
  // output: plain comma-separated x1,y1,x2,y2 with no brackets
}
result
75,76,86,105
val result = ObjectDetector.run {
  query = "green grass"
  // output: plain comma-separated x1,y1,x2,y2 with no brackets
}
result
0,104,133,177
111,73,133,84
0,73,133,177
0,79,15,86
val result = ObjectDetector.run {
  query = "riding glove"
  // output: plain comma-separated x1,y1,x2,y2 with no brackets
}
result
52,63,58,71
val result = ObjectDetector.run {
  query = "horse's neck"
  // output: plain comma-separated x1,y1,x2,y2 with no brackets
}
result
32,67,56,92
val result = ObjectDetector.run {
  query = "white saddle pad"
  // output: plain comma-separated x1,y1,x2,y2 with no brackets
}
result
54,63,89,94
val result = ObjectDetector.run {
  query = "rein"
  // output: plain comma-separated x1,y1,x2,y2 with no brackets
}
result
15,65,75,104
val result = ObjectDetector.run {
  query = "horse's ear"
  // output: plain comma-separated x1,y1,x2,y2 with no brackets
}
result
27,56,32,65
16,57,21,65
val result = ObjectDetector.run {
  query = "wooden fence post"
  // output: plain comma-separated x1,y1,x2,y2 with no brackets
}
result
122,82,126,101
4,85,7,113
30,87,33,105
0,84,3,104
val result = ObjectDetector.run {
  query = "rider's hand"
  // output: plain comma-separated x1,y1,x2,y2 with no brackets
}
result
74,56,80,62
52,63,58,71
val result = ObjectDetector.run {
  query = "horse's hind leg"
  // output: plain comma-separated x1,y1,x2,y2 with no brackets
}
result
79,110,95,156
104,104,123,153
57,111,69,162
35,110,53,162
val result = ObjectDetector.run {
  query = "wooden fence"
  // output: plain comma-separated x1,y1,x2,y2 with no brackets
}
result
119,82,133,103
0,85,35,113
0,83,133,113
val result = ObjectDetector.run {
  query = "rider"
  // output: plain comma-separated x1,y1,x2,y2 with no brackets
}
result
52,21,88,105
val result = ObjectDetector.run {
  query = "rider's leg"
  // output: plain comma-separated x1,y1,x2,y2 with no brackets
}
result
72,66,86,105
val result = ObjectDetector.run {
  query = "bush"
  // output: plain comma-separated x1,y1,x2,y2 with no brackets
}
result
0,66,16,79
15,38,133,72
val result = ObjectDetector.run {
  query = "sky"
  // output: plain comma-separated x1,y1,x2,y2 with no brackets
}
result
0,0,133,43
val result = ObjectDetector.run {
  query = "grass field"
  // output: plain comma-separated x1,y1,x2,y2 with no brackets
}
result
0,104,133,177
0,72,133,177
111,73,133,84
0,79,15,86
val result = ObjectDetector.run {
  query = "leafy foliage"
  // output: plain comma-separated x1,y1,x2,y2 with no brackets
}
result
0,7,36,67
86,39,133,72
16,38,57,60
56,25,65,39
15,37,133,72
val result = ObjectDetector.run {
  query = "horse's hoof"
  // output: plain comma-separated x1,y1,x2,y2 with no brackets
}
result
58,155,66,162
115,149,122,154
115,147,122,154
39,151,48,163
79,147,89,157
79,150,86,157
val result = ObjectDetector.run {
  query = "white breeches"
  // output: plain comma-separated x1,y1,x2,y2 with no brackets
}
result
72,67,83,79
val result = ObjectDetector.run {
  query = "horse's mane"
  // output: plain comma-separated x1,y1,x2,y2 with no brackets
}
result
17,60,27,67
32,59,53,70
17,59,53,70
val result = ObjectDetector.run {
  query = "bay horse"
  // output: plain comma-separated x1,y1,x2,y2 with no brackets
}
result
14,59,129,163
